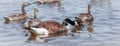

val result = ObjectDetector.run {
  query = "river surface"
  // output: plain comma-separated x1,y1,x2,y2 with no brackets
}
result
0,0,120,46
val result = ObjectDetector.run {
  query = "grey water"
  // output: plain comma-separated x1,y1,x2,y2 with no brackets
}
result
0,0,120,46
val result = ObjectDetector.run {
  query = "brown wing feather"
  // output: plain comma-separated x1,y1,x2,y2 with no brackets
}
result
37,21,68,33
79,13,93,21
9,13,28,21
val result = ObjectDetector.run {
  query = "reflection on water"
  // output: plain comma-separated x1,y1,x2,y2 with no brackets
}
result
0,0,120,46
27,29,68,43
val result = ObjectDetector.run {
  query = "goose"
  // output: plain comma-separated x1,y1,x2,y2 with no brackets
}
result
23,8,40,28
25,20,69,36
4,2,31,24
33,0,64,10
75,4,94,33
25,17,79,42
63,18,93,37
23,10,72,37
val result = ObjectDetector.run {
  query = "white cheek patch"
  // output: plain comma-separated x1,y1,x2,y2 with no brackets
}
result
31,27,49,35
74,21,78,25
64,25,70,30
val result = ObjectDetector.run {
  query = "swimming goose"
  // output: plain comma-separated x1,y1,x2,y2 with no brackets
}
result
75,4,94,33
4,2,31,24
24,14,73,37
33,0,64,10
23,8,40,28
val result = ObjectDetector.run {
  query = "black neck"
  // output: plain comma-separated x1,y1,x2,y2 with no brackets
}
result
62,18,75,26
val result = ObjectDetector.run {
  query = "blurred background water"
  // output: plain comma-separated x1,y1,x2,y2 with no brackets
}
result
0,0,120,46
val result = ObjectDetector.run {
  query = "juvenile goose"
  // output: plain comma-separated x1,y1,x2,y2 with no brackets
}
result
4,2,31,24
33,0,63,10
23,8,40,28
75,4,94,33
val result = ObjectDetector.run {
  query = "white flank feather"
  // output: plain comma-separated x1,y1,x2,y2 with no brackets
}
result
31,27,49,35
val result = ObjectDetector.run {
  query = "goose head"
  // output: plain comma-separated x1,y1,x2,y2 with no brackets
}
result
62,18,78,30
22,2,31,7
62,18,81,33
